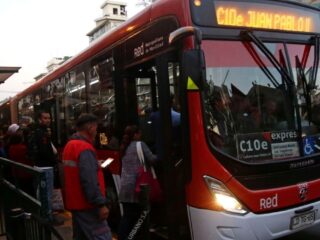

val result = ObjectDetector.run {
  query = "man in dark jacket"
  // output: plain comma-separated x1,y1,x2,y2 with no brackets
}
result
29,110,62,225
63,113,112,240
29,110,57,167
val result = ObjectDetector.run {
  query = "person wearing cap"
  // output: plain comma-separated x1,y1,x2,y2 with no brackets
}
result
62,113,112,240
8,124,34,195
2,123,21,157
7,123,20,135
0,124,22,183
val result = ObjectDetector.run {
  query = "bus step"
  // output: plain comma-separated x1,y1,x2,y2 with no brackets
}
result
149,226,168,239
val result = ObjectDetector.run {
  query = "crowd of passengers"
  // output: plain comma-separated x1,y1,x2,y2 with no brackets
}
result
0,100,182,240
208,84,320,152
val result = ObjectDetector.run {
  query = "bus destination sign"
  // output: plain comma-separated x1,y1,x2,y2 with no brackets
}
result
214,1,320,33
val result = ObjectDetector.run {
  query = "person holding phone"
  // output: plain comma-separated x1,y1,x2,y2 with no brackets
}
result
62,113,112,240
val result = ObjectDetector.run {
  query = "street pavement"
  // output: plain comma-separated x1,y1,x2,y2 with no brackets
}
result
2,210,319,240
53,211,117,240
53,211,73,240
278,224,320,239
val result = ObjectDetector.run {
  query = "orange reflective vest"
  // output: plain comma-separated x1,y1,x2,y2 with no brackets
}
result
62,139,105,210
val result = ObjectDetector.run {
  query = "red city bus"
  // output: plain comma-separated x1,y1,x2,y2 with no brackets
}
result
9,0,320,239
0,99,11,129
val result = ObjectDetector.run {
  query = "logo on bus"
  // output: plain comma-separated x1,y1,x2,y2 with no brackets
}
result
260,194,278,210
297,183,309,201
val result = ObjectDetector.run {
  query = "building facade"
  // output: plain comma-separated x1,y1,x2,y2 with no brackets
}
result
87,0,127,43
290,0,320,7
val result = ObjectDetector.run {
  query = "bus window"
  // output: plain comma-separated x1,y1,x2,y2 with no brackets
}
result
168,62,180,112
89,59,119,150
202,40,320,161
40,78,66,145
135,70,156,147
65,70,86,137
18,94,35,128
133,62,181,154
0,101,11,130
168,62,181,161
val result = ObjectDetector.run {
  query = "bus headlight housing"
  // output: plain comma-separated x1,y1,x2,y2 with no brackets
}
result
203,175,248,215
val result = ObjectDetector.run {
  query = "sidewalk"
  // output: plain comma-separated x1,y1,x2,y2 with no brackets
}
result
53,211,118,240
53,211,73,240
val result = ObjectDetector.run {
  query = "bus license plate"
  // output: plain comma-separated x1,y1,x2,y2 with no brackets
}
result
290,211,315,230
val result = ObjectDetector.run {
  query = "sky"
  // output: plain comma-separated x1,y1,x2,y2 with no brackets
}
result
0,0,144,101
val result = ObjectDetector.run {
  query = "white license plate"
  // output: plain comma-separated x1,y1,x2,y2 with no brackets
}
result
290,211,315,230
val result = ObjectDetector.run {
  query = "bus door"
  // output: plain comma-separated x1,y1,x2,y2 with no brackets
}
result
156,55,190,239
127,54,190,239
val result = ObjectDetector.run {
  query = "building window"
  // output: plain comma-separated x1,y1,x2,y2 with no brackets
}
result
120,5,126,16
113,8,118,15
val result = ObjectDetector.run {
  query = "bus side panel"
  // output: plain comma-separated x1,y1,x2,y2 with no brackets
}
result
185,91,232,208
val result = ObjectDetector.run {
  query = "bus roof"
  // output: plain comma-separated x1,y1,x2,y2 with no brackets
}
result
11,0,318,103
12,0,190,102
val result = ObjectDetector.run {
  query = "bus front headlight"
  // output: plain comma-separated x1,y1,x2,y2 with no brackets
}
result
203,175,248,215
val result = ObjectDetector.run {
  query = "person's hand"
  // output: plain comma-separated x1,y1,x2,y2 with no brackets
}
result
98,205,109,220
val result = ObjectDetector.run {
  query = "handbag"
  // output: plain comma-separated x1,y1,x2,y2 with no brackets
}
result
52,188,65,211
135,141,163,203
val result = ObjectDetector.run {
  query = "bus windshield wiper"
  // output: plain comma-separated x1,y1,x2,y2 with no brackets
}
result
241,31,294,88
296,56,312,123
295,35,320,124
310,36,320,89
241,30,300,131
242,41,280,88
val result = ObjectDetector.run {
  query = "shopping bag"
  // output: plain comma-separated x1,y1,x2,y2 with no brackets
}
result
135,142,163,203
52,188,65,211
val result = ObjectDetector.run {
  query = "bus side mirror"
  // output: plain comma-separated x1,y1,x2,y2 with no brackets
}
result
179,49,206,184
169,27,206,184
169,26,202,49
181,49,206,91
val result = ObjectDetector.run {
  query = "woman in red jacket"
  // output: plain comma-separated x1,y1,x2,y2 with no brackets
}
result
8,125,34,195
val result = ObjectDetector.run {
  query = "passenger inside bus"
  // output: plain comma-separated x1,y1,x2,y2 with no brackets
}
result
149,94,181,160
230,85,260,133
311,105,320,126
208,86,234,148
301,104,320,135
261,99,279,130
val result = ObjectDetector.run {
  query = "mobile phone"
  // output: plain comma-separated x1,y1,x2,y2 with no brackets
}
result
101,158,114,168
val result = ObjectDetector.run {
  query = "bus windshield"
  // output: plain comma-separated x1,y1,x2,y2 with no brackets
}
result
203,39,320,162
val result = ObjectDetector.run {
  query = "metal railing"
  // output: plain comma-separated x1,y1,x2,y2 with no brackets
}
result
0,157,64,240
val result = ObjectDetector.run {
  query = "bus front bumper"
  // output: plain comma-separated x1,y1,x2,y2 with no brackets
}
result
188,202,320,240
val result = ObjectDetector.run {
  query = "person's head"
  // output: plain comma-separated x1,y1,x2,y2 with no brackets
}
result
170,93,180,111
38,110,51,127
7,124,23,144
123,125,141,141
76,113,98,141
211,87,230,111
7,123,20,135
265,100,277,114
120,125,141,155
9,129,24,144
